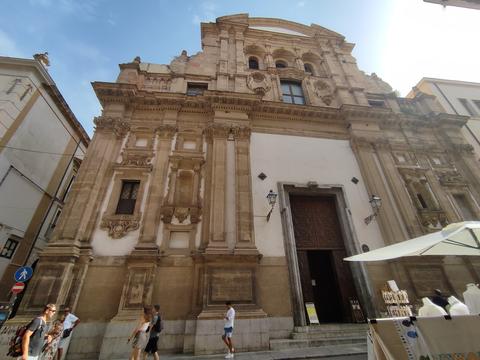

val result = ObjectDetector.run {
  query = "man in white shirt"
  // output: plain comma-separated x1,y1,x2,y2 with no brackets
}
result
57,307,80,360
222,301,235,359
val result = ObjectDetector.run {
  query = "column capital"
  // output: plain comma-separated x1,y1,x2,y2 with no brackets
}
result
93,116,130,138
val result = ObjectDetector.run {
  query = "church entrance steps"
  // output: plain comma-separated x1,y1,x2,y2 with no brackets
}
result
269,324,367,352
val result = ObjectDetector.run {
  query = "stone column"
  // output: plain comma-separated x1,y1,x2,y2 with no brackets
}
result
204,124,230,254
233,126,258,255
137,125,176,250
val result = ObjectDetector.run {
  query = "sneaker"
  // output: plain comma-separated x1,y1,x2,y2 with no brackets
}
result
225,353,233,359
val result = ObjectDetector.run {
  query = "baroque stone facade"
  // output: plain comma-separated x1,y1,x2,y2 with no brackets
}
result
7,14,480,358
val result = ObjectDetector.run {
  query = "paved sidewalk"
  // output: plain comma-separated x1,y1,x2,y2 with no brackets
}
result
158,344,367,360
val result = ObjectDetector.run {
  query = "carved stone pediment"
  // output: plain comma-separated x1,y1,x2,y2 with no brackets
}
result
118,149,153,170
100,214,141,239
247,72,271,95
276,67,305,81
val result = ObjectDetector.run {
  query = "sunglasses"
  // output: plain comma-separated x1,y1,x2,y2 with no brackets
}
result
49,309,57,313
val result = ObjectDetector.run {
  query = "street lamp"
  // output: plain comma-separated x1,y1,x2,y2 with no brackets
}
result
266,190,278,222
364,194,382,225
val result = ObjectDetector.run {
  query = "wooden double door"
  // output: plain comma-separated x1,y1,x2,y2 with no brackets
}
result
290,194,357,323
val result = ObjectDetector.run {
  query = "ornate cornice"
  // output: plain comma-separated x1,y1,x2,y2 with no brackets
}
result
92,82,137,106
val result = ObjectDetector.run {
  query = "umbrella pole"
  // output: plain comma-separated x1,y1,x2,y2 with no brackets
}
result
468,228,480,249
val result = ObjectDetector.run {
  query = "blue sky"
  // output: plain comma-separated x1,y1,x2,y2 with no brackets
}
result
1,0,479,136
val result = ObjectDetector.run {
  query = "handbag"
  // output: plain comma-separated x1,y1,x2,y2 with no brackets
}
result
62,328,72,339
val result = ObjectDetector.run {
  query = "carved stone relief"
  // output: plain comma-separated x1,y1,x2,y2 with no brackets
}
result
93,116,130,138
313,80,333,106
246,72,271,95
100,214,141,239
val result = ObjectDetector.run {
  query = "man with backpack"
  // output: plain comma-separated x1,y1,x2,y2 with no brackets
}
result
21,303,56,360
143,304,162,360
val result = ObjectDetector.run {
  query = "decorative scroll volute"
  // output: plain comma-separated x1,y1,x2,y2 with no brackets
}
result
94,116,130,138
100,214,141,239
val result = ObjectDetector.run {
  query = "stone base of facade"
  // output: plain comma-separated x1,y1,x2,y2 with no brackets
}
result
45,316,293,359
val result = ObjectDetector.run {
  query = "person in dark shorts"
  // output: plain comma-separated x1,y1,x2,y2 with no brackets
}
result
21,303,56,360
143,304,161,360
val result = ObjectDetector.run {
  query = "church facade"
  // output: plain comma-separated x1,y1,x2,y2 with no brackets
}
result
8,14,480,358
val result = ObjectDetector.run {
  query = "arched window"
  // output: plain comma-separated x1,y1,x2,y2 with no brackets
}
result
248,57,259,69
275,60,287,69
304,63,314,75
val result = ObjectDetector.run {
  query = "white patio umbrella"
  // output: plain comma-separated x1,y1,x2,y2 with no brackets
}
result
345,221,480,262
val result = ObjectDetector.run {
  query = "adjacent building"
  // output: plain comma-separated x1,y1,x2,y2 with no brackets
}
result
0,56,90,300
408,78,480,161
5,15,480,358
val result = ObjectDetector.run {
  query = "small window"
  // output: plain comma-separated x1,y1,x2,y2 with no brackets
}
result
458,98,478,116
116,180,140,215
0,238,19,259
417,193,428,209
281,81,305,105
186,83,208,96
304,63,314,75
275,61,287,69
368,100,385,108
248,57,259,70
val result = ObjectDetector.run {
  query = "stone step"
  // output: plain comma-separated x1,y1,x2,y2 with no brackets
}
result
294,324,368,333
270,335,366,351
291,329,367,340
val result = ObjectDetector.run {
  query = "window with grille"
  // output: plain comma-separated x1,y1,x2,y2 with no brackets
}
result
248,57,259,69
0,238,19,259
186,83,208,96
116,181,140,215
275,61,287,69
281,81,305,105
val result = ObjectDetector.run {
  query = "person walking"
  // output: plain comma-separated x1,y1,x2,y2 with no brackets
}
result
221,301,235,359
21,303,56,360
56,307,80,360
143,304,162,360
40,317,63,360
128,307,151,360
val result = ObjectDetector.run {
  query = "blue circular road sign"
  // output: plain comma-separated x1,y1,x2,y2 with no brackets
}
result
14,266,33,283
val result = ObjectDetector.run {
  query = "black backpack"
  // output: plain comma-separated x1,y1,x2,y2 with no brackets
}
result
153,315,163,333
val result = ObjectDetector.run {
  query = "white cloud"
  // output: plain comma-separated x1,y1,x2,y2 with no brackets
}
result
378,0,480,95
0,29,23,57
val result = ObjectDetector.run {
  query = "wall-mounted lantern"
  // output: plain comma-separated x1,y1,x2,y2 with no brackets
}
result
364,195,382,225
266,190,278,222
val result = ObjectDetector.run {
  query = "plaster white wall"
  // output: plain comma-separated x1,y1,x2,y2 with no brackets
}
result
250,133,385,257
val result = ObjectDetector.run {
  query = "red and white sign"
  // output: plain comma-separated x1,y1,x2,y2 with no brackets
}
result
11,282,25,294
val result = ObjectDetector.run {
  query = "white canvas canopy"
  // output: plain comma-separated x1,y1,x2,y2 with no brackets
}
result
345,221,480,262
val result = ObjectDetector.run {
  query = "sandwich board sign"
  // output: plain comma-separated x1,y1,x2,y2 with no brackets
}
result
305,302,319,324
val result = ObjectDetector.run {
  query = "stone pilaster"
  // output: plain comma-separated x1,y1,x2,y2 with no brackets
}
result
137,125,176,250
203,124,230,254
233,126,258,255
